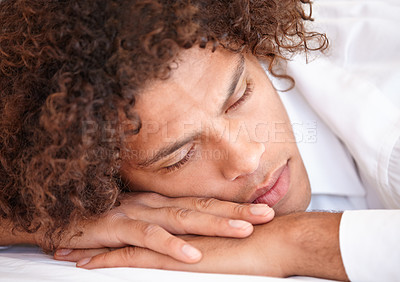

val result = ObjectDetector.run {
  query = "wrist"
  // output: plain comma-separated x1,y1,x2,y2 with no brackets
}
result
0,219,38,246
283,212,348,280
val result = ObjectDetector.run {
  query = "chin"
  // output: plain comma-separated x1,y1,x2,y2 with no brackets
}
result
274,198,310,216
273,196,310,216
273,162,311,216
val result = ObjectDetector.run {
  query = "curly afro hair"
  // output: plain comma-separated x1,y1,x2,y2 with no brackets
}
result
0,0,327,250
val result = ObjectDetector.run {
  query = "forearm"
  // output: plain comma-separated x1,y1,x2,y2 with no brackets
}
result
262,212,348,280
56,211,350,281
0,218,37,246
191,212,349,279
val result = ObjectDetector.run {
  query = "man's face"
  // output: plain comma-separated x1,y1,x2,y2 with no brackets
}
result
120,47,311,215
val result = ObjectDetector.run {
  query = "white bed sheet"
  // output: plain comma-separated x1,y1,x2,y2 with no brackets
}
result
0,245,334,282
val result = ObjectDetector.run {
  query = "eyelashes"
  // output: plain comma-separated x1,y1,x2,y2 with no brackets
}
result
226,80,254,113
163,79,254,173
164,145,196,172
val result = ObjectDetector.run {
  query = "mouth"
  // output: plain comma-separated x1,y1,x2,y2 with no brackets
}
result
250,161,290,207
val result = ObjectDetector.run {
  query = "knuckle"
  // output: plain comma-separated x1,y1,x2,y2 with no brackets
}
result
195,197,217,210
143,223,162,237
233,203,246,215
108,211,127,224
142,224,164,247
174,208,194,220
121,246,137,263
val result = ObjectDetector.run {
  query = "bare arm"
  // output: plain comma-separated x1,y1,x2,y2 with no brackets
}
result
279,212,348,280
0,218,37,246
1,192,274,264
60,212,349,281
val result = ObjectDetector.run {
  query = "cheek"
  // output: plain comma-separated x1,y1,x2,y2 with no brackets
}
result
123,165,225,199
245,88,294,144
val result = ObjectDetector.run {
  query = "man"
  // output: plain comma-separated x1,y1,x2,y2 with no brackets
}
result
54,39,400,281
53,46,348,280
0,0,399,281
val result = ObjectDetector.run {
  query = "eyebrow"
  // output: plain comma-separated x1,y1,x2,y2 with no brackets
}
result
137,54,245,168
220,54,245,114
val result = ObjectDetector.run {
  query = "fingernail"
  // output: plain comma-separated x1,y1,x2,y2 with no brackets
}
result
55,249,72,256
182,244,202,260
229,219,252,230
76,257,91,267
250,204,273,216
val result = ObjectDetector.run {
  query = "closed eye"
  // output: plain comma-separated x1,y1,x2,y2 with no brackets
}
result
225,80,254,113
163,145,196,173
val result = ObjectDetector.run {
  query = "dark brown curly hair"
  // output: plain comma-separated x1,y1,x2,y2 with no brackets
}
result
0,0,327,251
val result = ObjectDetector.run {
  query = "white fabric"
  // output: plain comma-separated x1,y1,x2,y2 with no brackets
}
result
283,0,400,281
293,0,400,208
273,72,369,212
340,210,400,281
286,58,400,209
0,245,331,282
389,137,400,200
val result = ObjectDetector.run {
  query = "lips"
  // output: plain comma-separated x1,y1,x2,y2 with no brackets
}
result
251,162,290,207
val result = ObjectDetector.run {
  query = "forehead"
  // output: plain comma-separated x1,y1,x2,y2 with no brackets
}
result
127,47,241,150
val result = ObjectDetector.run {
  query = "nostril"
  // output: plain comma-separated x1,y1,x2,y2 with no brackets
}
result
228,167,258,182
223,149,263,181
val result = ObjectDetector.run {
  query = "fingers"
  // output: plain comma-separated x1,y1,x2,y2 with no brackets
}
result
183,198,274,224
74,246,183,270
136,194,275,225
114,218,202,263
55,212,252,265
132,206,255,237
56,219,202,264
56,209,254,265
54,247,169,269
124,192,275,224
55,248,111,262
55,193,275,266
119,193,274,237
55,246,177,270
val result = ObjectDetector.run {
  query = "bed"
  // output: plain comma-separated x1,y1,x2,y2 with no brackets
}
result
0,245,335,282
1,0,399,281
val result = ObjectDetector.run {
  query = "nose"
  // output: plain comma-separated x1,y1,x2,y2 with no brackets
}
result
217,122,266,181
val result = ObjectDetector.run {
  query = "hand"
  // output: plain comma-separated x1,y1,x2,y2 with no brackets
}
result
54,192,274,264
56,212,348,281
54,212,290,276
54,226,281,276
